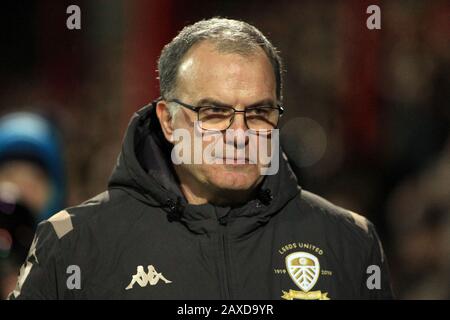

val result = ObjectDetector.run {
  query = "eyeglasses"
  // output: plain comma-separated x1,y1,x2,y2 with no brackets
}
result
166,98,284,132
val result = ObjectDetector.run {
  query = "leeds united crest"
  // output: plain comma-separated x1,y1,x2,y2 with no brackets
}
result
282,251,330,300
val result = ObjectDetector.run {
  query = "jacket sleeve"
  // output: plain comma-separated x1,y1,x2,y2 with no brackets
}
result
362,223,394,299
7,220,61,300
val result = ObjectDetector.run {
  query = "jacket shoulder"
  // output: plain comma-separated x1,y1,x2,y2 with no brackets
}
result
297,189,375,241
44,189,136,241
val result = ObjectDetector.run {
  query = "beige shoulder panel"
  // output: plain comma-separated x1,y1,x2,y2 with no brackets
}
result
348,210,369,233
48,210,73,239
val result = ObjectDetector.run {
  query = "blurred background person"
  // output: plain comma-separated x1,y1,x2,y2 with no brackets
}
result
387,137,450,299
0,112,66,299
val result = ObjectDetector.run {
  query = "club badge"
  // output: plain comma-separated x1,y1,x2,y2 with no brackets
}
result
282,251,330,300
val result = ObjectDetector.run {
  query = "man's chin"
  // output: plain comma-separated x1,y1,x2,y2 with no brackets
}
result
206,166,262,191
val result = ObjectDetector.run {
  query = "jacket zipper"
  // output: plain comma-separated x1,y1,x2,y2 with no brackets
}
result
219,216,232,299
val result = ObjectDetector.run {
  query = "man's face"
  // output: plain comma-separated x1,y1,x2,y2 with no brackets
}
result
159,41,277,200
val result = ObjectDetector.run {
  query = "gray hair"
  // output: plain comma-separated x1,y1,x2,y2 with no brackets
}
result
158,18,283,117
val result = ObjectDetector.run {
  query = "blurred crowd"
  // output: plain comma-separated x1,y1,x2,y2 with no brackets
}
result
0,0,449,299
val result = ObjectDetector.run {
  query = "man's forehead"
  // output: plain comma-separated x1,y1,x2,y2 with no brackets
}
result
176,41,276,102
178,41,268,74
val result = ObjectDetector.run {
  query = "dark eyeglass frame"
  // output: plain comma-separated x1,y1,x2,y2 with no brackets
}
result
166,98,284,131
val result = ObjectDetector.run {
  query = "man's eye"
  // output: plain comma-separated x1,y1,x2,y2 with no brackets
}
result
247,108,271,116
201,107,232,115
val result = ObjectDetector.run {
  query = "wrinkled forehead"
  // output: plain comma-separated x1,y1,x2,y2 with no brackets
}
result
175,41,276,104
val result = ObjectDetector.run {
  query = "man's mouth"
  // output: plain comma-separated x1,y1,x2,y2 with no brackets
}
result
219,157,256,164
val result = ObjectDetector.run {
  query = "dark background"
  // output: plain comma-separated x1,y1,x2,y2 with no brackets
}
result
1,0,449,299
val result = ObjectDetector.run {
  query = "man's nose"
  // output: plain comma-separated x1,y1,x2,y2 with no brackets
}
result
229,110,248,131
225,110,249,148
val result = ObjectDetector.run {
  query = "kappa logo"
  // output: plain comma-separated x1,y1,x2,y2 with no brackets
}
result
125,265,172,290
282,251,330,300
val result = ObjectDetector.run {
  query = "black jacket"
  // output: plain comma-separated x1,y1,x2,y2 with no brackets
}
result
9,102,393,300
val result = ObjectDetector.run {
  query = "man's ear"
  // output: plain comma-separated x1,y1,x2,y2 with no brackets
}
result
156,100,175,143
